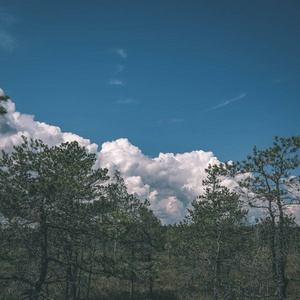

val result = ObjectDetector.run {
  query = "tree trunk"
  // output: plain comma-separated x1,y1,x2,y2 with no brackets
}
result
276,194,288,300
213,230,222,300
33,205,49,299
130,246,135,300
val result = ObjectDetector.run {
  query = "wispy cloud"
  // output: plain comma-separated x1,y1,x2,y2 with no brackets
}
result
0,9,17,51
0,30,14,51
273,78,284,85
114,48,127,59
206,93,246,111
115,65,124,73
170,118,184,123
115,99,137,104
109,79,124,86
0,10,17,26
158,118,184,125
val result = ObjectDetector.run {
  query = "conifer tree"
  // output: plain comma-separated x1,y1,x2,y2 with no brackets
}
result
238,136,300,300
187,164,247,299
0,137,109,299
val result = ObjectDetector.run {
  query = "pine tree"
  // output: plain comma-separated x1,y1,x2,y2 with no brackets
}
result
0,137,109,299
187,164,247,299
238,136,300,300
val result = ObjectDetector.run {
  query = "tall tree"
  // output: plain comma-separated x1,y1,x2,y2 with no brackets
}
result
186,164,247,299
0,137,109,299
104,172,164,299
237,136,300,300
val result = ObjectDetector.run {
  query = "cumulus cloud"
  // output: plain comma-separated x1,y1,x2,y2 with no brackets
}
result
0,96,98,153
0,91,224,223
96,138,221,223
2,90,297,224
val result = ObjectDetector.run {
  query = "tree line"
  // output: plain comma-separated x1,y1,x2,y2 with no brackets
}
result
0,131,299,299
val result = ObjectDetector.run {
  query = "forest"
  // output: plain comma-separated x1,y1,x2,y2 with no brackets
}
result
0,97,299,300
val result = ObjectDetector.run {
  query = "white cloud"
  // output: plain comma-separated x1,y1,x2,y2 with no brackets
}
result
96,139,221,223
0,88,4,96
114,48,127,59
0,96,98,153
206,93,246,111
2,91,297,224
109,79,124,86
0,93,223,223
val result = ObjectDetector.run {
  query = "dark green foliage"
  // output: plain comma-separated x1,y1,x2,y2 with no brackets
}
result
186,164,248,299
0,106,7,115
0,137,165,299
0,94,9,115
0,135,300,299
101,172,165,299
237,136,300,300
0,95,9,101
0,137,110,299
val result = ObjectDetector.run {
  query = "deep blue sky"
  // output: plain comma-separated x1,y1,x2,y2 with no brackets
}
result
1,0,299,162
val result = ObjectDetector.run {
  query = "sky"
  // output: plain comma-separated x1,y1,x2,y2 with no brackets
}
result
0,0,300,223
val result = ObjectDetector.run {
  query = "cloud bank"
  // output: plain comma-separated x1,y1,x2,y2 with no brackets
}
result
0,93,225,223
96,139,220,223
1,91,297,224
0,98,98,153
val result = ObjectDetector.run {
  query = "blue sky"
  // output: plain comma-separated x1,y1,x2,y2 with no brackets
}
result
1,0,300,162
